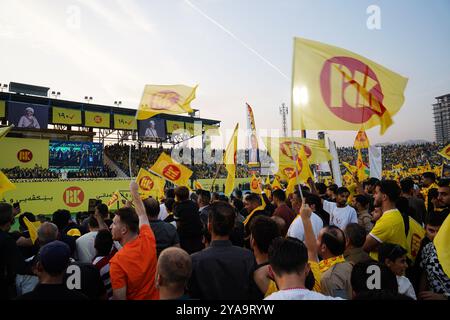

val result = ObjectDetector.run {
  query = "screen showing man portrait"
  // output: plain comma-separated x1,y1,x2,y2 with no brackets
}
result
8,102,49,129
138,118,166,140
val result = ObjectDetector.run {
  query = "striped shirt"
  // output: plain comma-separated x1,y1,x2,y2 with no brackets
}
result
93,254,114,300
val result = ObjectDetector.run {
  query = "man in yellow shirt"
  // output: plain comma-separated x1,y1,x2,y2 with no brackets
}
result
421,172,439,210
363,180,407,261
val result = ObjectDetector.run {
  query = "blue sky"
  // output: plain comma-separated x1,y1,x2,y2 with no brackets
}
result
0,0,449,147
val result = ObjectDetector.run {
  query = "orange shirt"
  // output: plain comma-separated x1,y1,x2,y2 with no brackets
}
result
110,224,159,300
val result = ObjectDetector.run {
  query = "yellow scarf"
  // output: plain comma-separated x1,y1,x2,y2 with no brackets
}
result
244,205,266,226
319,255,345,273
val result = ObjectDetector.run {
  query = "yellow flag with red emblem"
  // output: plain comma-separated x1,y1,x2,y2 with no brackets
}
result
194,180,204,190
135,168,166,197
353,129,370,150
292,37,408,135
296,146,315,183
438,144,450,161
271,177,282,190
150,153,192,187
356,150,370,181
224,124,239,196
136,84,197,120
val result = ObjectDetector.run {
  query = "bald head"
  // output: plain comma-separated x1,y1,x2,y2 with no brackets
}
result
143,198,160,218
38,222,59,246
157,247,192,287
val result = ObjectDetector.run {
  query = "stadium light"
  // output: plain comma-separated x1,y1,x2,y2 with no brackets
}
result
84,96,93,104
114,101,122,107
51,91,61,99
0,83,8,92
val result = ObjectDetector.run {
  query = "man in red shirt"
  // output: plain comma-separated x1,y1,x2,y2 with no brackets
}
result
109,181,158,300
272,189,296,235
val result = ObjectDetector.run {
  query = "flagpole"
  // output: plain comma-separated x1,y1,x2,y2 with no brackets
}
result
210,163,223,192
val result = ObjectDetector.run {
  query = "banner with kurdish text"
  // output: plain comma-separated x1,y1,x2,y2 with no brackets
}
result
84,111,110,128
52,107,82,125
1,179,134,214
166,120,185,133
114,114,137,130
0,138,49,169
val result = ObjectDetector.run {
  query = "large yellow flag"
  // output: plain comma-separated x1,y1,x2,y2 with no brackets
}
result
150,154,192,187
136,84,197,120
292,37,408,135
224,124,239,195
438,144,450,161
434,214,450,277
0,170,15,196
0,125,14,140
353,129,370,150
136,168,163,197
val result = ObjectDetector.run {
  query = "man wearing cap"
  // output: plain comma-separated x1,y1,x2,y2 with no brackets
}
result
17,241,87,300
18,106,40,129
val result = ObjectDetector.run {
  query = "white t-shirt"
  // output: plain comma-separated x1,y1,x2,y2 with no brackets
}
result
158,203,169,221
287,212,323,242
265,288,344,300
323,201,357,230
397,275,417,300
75,231,98,263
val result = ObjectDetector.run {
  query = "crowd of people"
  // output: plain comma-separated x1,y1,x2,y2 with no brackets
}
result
1,169,449,300
337,142,445,170
2,165,117,180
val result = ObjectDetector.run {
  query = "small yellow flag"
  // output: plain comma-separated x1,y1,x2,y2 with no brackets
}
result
295,146,315,183
438,144,450,161
194,180,204,190
136,168,166,197
353,129,370,150
356,150,369,181
250,174,262,194
224,124,239,195
0,125,14,140
136,84,197,120
150,153,192,187
434,214,450,277
0,170,15,196
106,191,121,209
23,217,41,244
271,178,282,190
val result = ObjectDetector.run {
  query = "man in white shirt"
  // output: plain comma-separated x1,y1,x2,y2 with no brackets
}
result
76,216,99,263
287,194,323,242
323,187,357,231
145,120,159,139
248,134,259,164
264,237,342,300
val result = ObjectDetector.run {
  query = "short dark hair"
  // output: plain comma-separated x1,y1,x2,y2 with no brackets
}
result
336,187,350,196
245,193,262,205
233,189,243,199
423,172,436,182
377,180,401,203
0,203,13,226
315,182,327,195
321,226,346,256
344,223,367,248
438,178,450,188
198,190,211,204
305,194,322,211
269,237,308,276
211,192,220,201
378,243,407,264
207,201,236,236
87,216,99,229
250,216,280,253
400,178,415,193
96,203,109,218
115,207,139,234
95,229,113,256
327,184,338,194
165,189,175,199
218,194,229,202
272,189,286,202
165,198,175,212
52,209,72,231
232,198,244,213
367,177,380,186
143,198,160,217
426,210,449,227
175,186,190,201
354,194,369,208
351,261,398,295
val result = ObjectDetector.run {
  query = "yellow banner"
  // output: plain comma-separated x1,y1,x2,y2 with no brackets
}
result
0,100,5,118
438,144,450,161
1,179,134,214
292,37,408,134
204,125,220,136
135,168,164,198
52,107,82,125
136,84,197,120
84,111,110,128
114,114,137,130
150,152,192,186
166,120,185,133
0,138,49,169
